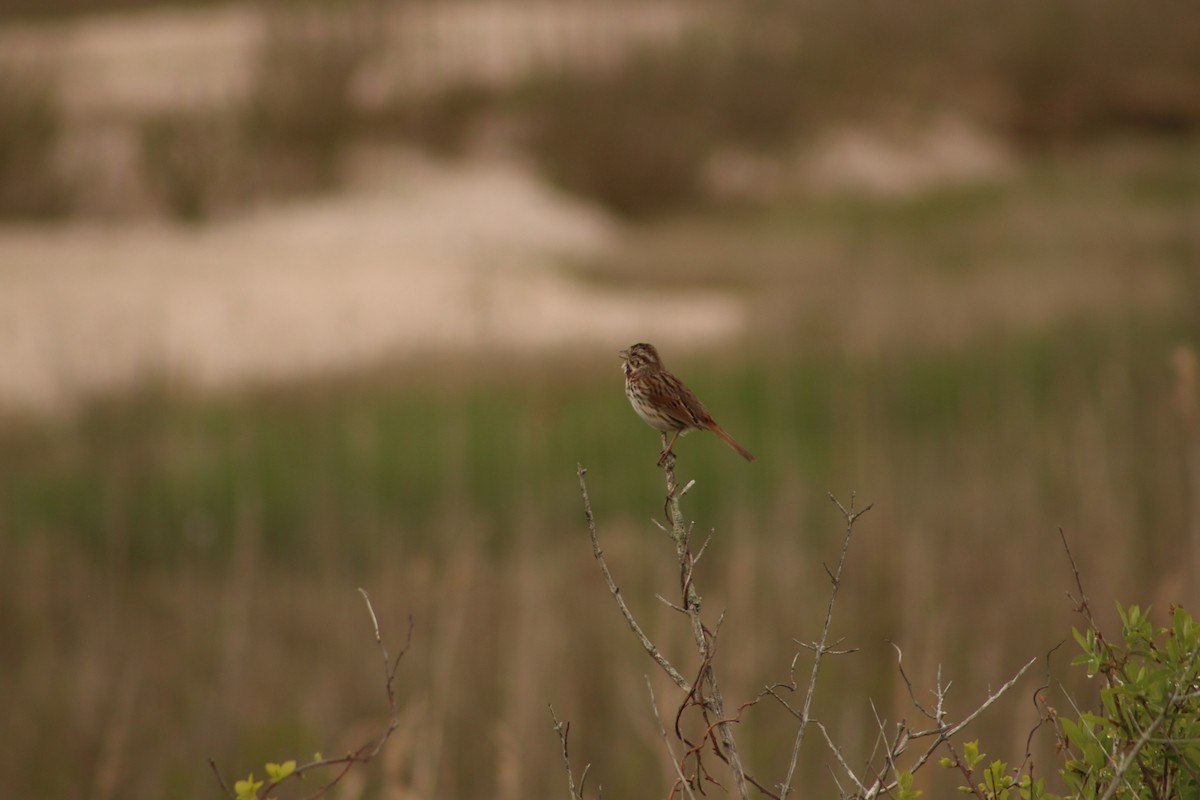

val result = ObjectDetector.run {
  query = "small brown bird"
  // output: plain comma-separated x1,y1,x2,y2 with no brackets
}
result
620,342,754,465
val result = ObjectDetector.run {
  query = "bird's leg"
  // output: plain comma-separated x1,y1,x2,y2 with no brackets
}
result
657,430,682,467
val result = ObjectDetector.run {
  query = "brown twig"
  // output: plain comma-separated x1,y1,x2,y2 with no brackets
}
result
647,677,701,800
887,641,939,722
208,757,234,798
1059,527,1094,622
359,588,411,716
1014,641,1065,780
550,705,589,800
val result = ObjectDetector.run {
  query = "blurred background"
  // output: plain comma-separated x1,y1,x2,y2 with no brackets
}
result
2,0,1199,797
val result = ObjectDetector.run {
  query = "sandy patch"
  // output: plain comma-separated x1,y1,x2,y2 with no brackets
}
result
801,117,1016,197
0,153,745,417
707,116,1016,201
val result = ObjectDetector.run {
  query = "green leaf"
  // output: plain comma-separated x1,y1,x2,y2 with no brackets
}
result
940,757,956,769
964,740,984,770
982,760,1013,797
265,760,296,782
1018,774,1047,800
897,770,923,800
1082,740,1108,770
1059,717,1083,747
234,774,263,800
1174,607,1195,641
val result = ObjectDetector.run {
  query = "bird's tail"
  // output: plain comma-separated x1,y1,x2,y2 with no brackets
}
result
709,422,755,462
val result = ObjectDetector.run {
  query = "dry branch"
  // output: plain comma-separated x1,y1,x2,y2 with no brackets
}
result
577,464,690,691
833,653,1038,799
550,705,591,800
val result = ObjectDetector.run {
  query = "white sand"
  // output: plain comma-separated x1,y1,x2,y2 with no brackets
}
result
0,153,744,417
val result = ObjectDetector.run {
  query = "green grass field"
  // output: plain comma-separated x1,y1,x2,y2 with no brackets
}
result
2,312,1191,569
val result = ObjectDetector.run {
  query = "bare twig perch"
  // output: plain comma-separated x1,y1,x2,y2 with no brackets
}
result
576,456,757,799
660,451,752,800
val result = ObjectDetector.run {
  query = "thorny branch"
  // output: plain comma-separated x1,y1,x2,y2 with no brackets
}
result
209,591,411,800
814,648,1036,799
579,460,1037,799
874,654,1037,796
760,494,1033,798
775,492,872,799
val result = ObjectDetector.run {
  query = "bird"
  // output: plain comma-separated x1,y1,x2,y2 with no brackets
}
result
619,342,754,465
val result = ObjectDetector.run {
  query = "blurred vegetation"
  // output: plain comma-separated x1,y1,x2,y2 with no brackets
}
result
240,2,383,192
523,0,1200,217
1,1,1199,798
1,308,1197,797
0,0,222,20
139,1,384,219
1,315,1191,570
521,47,718,219
140,112,243,221
0,63,71,217
2,0,1199,219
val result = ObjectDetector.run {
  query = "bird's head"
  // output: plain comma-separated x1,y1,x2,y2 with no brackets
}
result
619,342,662,377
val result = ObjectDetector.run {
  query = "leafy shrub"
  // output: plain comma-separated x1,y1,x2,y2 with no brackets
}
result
943,604,1200,799
1057,604,1200,799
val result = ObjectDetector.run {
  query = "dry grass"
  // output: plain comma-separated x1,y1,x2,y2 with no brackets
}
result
3,0,1199,219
